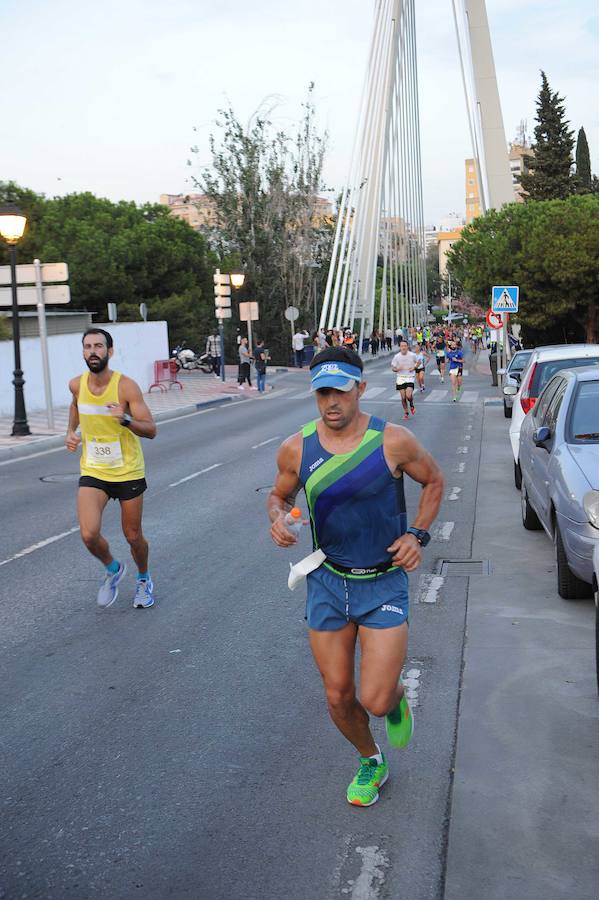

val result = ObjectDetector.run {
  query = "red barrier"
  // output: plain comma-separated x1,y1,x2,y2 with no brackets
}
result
149,359,183,392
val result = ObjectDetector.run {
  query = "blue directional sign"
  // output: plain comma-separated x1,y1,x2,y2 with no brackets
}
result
492,285,519,313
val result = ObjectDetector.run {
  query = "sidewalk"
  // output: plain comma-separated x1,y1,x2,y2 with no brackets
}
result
444,403,599,898
0,365,303,461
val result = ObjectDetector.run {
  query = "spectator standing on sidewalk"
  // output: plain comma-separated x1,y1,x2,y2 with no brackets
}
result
206,330,221,378
293,328,310,368
238,337,253,390
254,338,268,393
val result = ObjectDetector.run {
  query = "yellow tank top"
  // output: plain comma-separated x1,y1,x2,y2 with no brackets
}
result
78,371,145,482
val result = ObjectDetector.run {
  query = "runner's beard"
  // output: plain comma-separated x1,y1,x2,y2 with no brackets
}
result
86,354,109,373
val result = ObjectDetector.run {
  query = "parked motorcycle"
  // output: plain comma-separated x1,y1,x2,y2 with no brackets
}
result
171,343,213,374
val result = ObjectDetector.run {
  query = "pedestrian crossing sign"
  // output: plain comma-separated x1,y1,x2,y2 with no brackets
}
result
492,285,519,313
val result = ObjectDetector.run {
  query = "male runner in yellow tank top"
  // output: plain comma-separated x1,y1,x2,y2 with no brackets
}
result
65,328,157,608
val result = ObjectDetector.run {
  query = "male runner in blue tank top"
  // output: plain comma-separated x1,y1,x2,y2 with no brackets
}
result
268,347,444,806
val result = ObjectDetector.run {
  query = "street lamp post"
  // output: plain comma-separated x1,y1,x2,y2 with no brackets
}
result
230,269,246,359
0,205,30,435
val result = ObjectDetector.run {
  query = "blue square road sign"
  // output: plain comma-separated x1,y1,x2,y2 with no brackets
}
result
492,285,519,313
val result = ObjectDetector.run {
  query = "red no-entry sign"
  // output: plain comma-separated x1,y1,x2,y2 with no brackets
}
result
486,309,503,330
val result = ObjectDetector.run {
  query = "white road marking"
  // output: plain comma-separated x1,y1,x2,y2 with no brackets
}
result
464,434,471,441
418,574,445,604
0,526,79,569
455,462,466,473
460,391,478,403
362,386,387,400
259,388,292,400
402,662,423,708
424,390,448,402
158,408,218,425
347,846,389,899
457,446,469,454
466,424,473,431
433,521,455,541
447,486,462,501
0,445,66,466
169,463,222,488
251,436,281,449
288,390,311,399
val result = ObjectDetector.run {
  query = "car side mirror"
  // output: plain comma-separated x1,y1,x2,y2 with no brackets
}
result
533,426,551,449
513,372,521,383
503,385,518,396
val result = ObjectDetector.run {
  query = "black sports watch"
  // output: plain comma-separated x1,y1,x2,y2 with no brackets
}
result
120,413,132,428
406,527,431,547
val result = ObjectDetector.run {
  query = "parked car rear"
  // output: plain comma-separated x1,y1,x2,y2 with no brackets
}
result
505,345,599,489
498,349,532,418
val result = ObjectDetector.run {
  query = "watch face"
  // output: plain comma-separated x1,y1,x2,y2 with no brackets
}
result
419,530,431,547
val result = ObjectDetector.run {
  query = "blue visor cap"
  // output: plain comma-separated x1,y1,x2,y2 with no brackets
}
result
310,361,363,392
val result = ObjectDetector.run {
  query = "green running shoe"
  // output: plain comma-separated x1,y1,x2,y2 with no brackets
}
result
385,694,414,748
346,754,389,807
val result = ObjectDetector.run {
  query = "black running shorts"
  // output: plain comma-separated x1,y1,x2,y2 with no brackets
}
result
79,476,147,501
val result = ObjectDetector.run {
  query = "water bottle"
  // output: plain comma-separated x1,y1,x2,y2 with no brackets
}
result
284,507,304,538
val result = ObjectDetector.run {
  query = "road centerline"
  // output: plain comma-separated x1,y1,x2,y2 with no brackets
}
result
168,463,222,488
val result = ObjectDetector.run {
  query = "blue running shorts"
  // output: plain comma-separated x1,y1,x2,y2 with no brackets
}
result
306,565,409,631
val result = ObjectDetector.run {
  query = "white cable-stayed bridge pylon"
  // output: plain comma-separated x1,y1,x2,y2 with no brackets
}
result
320,0,428,347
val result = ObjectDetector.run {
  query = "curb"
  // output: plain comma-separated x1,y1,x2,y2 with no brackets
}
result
0,395,240,464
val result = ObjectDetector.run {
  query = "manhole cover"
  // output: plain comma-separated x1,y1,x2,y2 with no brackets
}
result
438,559,491,576
40,473,80,484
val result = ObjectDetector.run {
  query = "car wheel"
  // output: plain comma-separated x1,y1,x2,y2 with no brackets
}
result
521,484,542,530
503,399,512,419
554,524,592,600
514,460,522,491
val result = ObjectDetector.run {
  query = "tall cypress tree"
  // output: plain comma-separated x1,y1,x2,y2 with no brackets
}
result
520,72,575,200
575,127,592,192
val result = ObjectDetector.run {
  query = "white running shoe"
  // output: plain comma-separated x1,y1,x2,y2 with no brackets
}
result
97,562,127,608
133,577,155,609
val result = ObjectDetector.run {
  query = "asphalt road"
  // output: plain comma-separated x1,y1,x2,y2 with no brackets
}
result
1,352,495,900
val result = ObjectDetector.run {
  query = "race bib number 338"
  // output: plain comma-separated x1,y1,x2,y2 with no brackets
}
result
86,439,123,467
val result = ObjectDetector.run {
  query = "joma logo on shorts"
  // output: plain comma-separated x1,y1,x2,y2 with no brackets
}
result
382,604,403,615
309,457,325,472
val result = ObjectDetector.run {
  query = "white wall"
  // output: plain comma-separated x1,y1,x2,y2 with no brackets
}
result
0,321,169,416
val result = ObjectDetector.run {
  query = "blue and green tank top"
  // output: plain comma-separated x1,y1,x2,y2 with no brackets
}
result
298,416,407,570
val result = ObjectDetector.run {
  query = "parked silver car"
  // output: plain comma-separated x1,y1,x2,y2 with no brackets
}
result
498,349,532,418
518,367,599,690
518,366,599,598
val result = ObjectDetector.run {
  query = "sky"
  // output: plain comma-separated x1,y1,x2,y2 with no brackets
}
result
2,0,598,225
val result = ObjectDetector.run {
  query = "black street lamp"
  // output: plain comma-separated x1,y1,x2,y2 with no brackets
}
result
0,205,30,435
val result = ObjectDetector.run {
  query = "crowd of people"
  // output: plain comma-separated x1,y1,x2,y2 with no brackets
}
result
202,319,493,393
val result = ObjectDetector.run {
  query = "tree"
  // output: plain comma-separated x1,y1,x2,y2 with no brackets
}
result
425,243,442,305
575,127,592,193
0,184,216,348
192,86,332,360
520,72,575,201
447,196,599,344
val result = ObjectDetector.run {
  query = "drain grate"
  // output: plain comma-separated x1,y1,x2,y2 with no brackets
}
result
438,559,491,576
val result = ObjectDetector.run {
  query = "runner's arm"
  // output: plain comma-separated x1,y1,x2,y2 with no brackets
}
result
109,378,156,439
384,427,444,571
268,434,303,547
65,377,81,452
